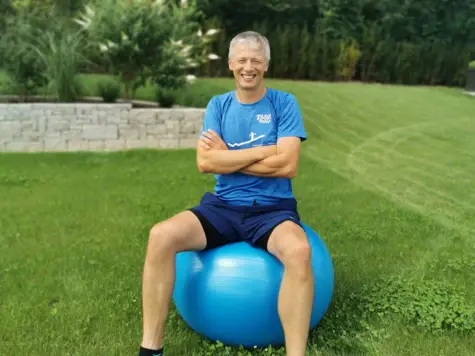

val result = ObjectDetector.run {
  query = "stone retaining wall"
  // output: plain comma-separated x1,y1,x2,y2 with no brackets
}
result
0,103,205,152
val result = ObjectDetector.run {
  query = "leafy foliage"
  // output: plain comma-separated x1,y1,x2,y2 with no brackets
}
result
75,0,220,99
12,0,88,17
155,87,176,108
360,277,475,333
0,10,48,100
97,76,121,103
30,27,90,102
0,3,91,102
198,0,475,86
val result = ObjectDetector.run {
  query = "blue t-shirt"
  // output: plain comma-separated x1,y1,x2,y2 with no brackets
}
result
201,87,307,206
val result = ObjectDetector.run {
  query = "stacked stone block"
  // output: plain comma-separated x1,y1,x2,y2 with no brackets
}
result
0,103,205,152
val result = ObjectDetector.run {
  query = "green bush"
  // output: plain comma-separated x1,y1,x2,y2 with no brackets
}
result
75,0,220,100
32,27,89,102
337,39,362,81
155,87,176,108
469,60,475,68
97,77,121,103
0,13,48,101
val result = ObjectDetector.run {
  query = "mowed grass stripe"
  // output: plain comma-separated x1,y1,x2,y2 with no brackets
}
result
292,82,475,235
288,82,475,280
292,82,475,354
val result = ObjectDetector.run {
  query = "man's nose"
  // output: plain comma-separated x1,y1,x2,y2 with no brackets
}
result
244,60,253,71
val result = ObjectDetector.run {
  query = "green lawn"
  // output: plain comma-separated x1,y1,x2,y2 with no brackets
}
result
1,76,475,356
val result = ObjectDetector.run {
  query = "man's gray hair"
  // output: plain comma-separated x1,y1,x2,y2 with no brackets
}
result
228,31,271,63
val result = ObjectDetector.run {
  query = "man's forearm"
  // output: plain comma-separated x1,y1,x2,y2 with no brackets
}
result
239,154,296,178
197,145,276,174
239,163,288,177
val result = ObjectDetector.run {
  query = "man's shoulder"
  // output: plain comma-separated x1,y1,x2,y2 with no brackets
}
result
266,87,296,100
208,90,235,108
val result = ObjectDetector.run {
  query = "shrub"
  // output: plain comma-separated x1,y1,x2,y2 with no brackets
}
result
97,77,121,103
75,0,220,100
469,60,475,69
31,27,89,102
0,12,48,101
337,39,362,81
155,87,176,108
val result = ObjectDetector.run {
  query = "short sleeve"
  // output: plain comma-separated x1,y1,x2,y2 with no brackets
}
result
201,96,222,136
277,94,307,142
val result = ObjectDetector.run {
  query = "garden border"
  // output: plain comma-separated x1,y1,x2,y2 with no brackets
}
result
0,100,205,152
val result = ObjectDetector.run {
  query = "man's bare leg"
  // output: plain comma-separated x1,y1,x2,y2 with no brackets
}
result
141,211,207,351
267,221,314,356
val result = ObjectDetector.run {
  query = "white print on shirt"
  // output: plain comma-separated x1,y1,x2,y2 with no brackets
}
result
227,132,265,147
256,113,272,124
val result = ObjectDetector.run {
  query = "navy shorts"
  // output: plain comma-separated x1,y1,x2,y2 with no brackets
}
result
189,192,302,251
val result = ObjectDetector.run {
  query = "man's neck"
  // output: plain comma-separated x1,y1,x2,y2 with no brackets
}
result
235,85,267,104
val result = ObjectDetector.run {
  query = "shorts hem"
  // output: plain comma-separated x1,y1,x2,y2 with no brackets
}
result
252,217,302,252
188,208,230,250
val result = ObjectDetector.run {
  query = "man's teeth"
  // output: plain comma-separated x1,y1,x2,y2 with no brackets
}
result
242,74,255,79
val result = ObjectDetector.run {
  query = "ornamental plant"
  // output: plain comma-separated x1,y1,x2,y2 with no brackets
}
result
74,0,220,100
0,10,48,101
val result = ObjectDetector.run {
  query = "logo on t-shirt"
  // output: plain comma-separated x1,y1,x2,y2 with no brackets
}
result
256,113,272,124
227,132,265,147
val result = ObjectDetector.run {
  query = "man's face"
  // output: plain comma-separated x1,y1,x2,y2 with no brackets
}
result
228,43,268,91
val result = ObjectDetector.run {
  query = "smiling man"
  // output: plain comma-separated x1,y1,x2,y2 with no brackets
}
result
139,31,313,356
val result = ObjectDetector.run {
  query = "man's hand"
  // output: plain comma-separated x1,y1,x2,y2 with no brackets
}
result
199,129,228,151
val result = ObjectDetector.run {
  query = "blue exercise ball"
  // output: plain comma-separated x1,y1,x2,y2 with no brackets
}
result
172,223,334,348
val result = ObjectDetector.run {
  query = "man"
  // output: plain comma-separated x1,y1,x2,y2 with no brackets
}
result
139,31,314,356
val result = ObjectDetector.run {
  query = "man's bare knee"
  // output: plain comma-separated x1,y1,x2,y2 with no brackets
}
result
283,240,312,267
146,211,206,260
281,239,313,283
268,222,313,280
147,222,177,254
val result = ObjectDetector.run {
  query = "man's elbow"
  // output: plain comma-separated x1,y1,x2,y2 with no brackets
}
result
197,158,211,173
283,163,298,178
197,162,206,173
196,146,213,173
197,156,227,174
